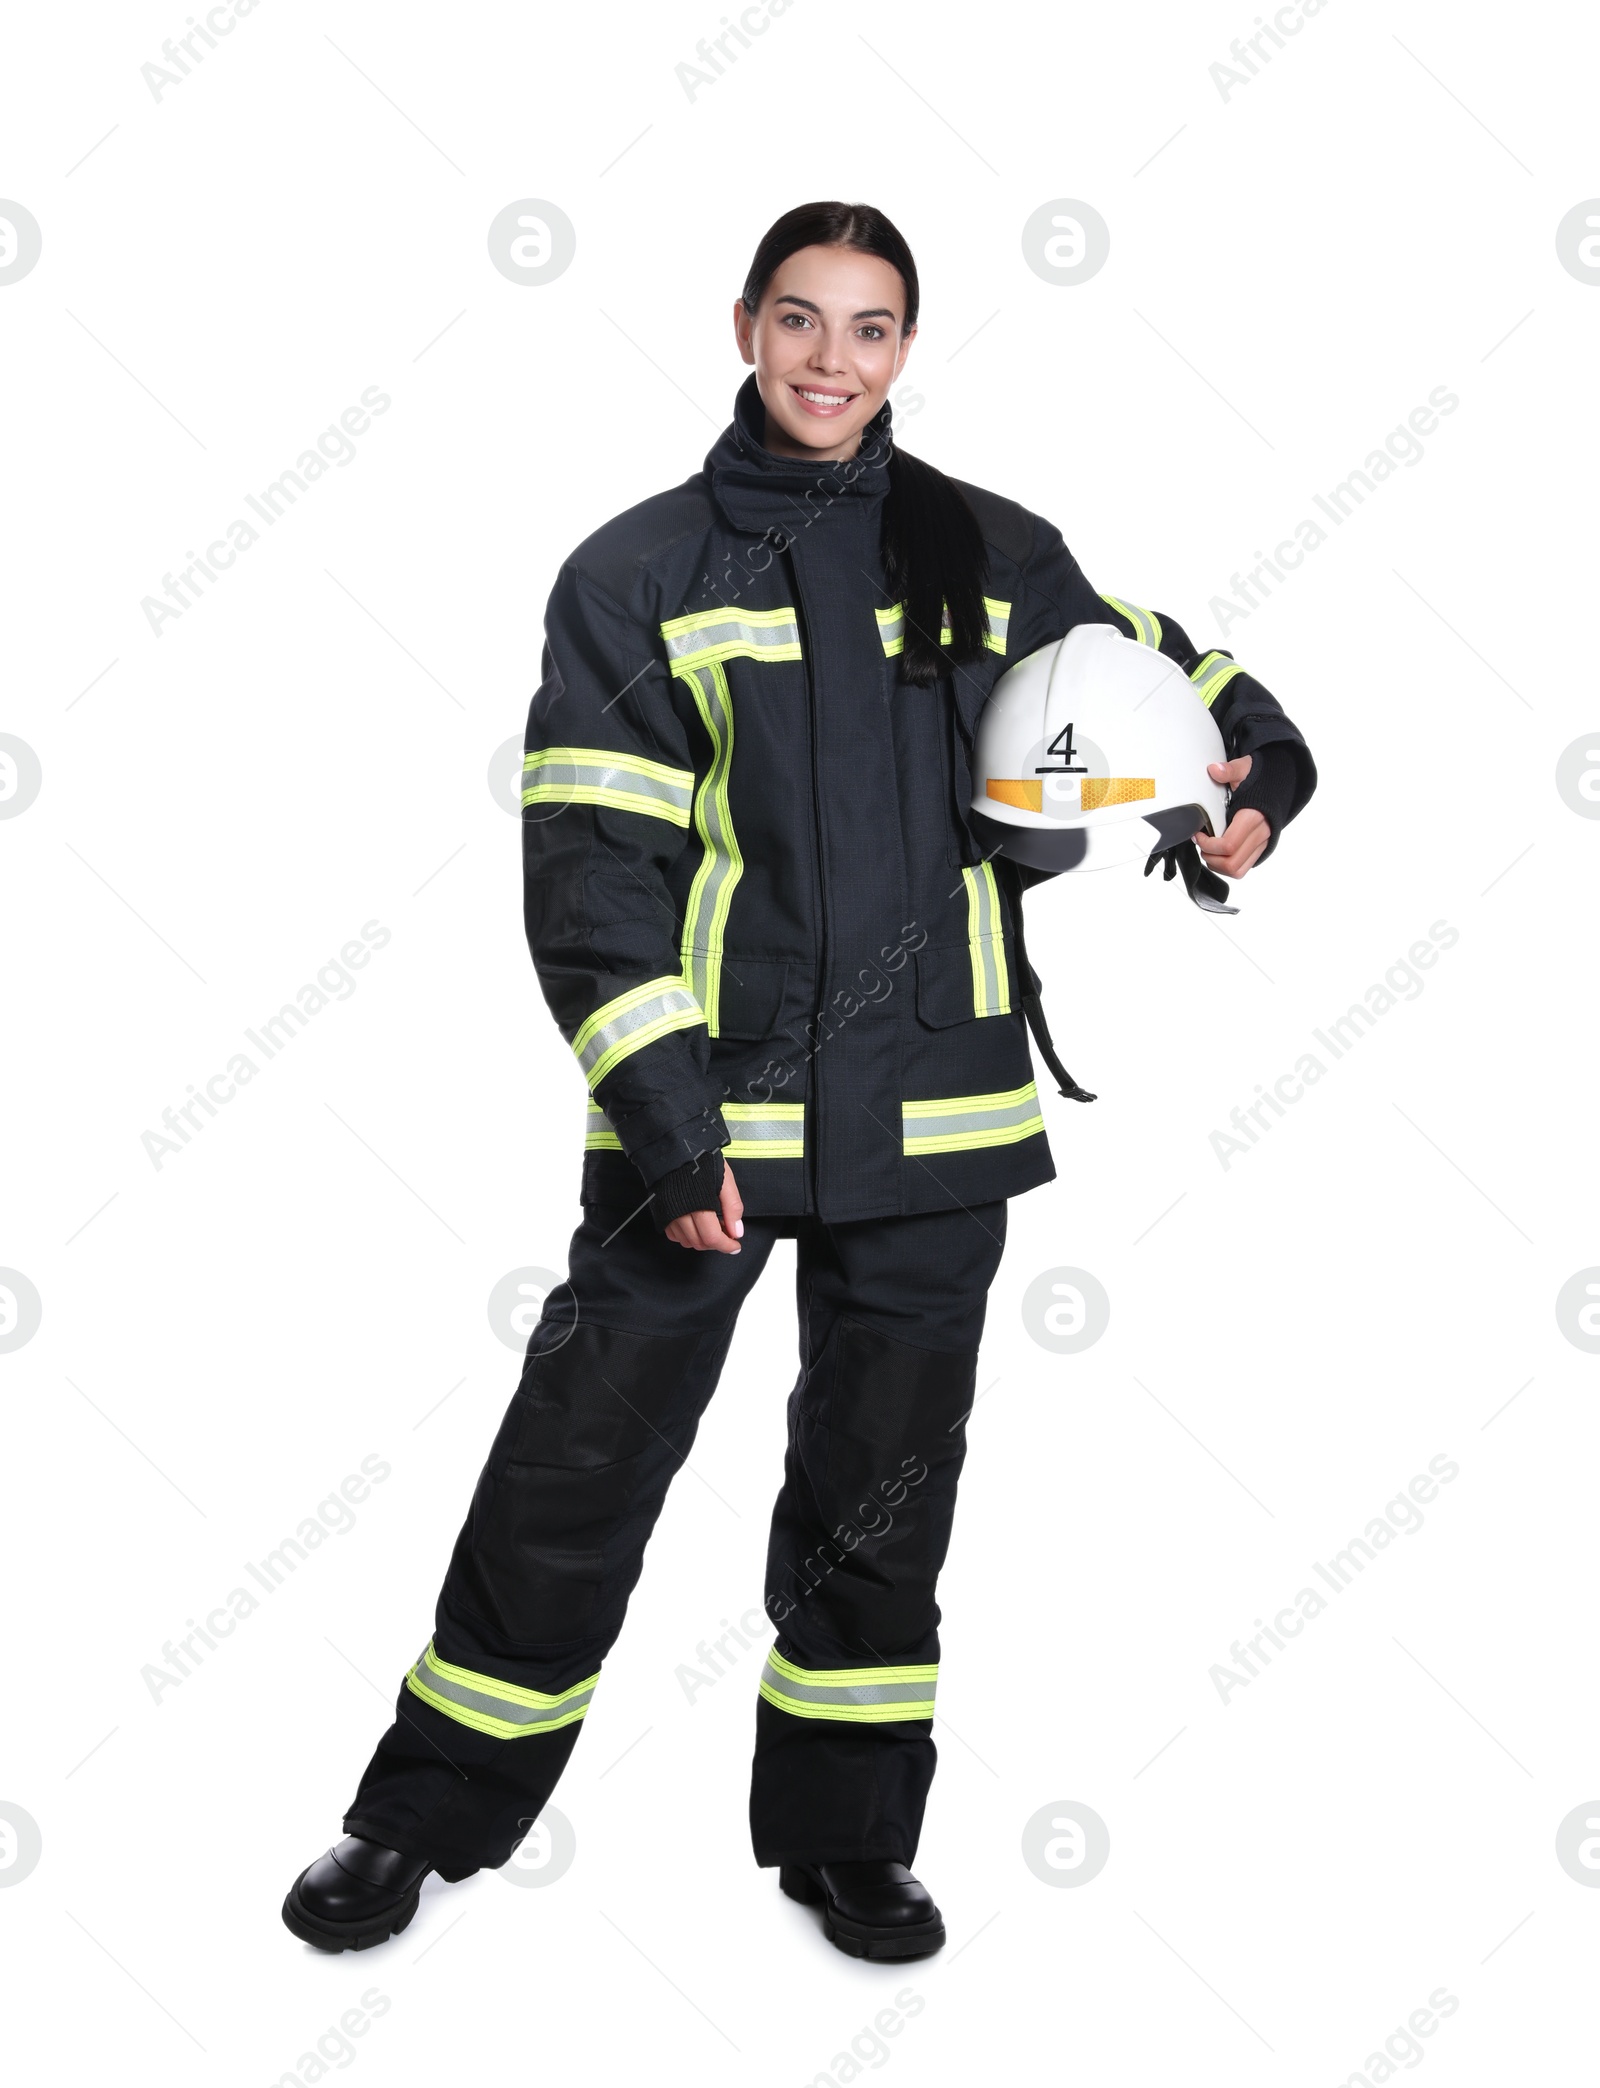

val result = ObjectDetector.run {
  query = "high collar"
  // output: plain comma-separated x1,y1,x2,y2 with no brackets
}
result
706,372,893,534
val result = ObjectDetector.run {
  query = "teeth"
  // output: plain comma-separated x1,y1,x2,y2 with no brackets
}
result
797,388,850,405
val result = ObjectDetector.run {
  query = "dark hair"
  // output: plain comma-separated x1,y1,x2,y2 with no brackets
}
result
740,201,989,688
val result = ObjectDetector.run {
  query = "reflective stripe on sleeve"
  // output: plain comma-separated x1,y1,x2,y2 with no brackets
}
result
523,747,693,827
961,862,1011,1017
1190,650,1246,709
1100,593,1162,649
586,1099,804,1158
405,1640,598,1740
757,1646,937,1724
659,605,801,673
572,977,704,1088
584,1101,623,1150
902,1081,1044,1156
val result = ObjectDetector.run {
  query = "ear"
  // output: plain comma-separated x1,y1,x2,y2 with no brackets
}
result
892,324,917,381
732,299,756,366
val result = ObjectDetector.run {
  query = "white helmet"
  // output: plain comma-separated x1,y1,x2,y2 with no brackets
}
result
970,623,1238,912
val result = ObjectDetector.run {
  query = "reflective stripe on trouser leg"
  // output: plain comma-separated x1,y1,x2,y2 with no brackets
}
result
758,1647,937,1723
405,1640,598,1738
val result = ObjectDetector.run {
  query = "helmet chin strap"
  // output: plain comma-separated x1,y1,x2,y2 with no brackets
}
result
1144,838,1238,914
1140,803,1239,914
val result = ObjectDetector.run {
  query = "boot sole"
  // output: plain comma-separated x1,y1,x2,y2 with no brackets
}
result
281,1873,423,1954
779,1864,946,1962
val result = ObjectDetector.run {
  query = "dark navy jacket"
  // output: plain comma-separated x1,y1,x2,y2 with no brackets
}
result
522,376,1313,1221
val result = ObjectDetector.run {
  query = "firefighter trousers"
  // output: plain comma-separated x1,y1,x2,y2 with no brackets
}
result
344,1195,1007,1880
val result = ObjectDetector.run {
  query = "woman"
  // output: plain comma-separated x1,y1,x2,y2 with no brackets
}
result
283,201,1315,1959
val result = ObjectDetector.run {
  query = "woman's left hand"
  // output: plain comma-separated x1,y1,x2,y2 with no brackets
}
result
1195,757,1270,879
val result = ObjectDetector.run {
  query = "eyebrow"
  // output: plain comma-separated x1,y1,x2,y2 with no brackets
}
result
774,295,899,321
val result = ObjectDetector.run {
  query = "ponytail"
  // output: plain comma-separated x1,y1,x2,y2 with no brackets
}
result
741,201,991,688
883,448,989,687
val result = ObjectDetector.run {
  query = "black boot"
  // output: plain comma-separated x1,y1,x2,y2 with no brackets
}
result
282,1836,434,1952
780,1860,945,1960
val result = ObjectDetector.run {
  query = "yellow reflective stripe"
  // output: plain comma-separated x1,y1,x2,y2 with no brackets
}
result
758,1645,938,1724
1100,593,1162,649
522,746,694,827
675,660,742,1035
659,604,801,673
961,862,1011,1018
405,1641,598,1740
572,977,703,1088
586,1100,804,1157
1191,650,1245,709
880,598,1010,658
902,1081,1044,1156
584,1101,623,1150
724,1101,804,1158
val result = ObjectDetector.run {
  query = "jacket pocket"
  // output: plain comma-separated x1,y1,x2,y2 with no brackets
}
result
712,956,789,1040
915,942,1002,1028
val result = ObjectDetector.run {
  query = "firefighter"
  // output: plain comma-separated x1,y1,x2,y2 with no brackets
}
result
283,200,1316,1958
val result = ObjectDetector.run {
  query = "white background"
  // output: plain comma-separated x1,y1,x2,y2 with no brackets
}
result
4,0,1598,2081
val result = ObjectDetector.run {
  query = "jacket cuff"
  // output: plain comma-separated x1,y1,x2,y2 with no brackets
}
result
610,1097,729,1190
650,1150,726,1230
1227,741,1302,862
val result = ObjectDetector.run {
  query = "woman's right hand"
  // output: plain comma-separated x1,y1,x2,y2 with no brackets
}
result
665,1162,745,1253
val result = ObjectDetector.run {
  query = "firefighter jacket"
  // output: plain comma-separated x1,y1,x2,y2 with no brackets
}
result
522,375,1315,1223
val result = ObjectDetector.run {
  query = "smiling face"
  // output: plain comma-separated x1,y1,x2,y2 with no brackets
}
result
734,243,916,462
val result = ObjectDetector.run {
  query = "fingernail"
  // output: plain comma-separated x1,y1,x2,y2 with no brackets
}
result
734,1220,744,1237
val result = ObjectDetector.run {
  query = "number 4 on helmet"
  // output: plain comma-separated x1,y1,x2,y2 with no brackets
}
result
970,623,1240,914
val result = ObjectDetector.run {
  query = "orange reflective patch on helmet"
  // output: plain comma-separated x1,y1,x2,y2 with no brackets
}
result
1079,777,1155,809
986,777,1042,812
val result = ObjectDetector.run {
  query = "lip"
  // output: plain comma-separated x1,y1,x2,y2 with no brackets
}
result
788,382,858,418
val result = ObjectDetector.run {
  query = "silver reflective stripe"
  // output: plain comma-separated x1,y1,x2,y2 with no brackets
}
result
522,750,692,825
406,1645,597,1737
759,1657,935,1712
963,863,1010,1017
902,1083,1045,1155
1101,593,1161,649
724,1110,803,1145
909,1095,1039,1141
724,1103,804,1157
573,979,702,1088
584,1102,622,1149
661,611,800,669
677,663,741,1033
876,606,905,657
1191,652,1245,709
983,596,1011,653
